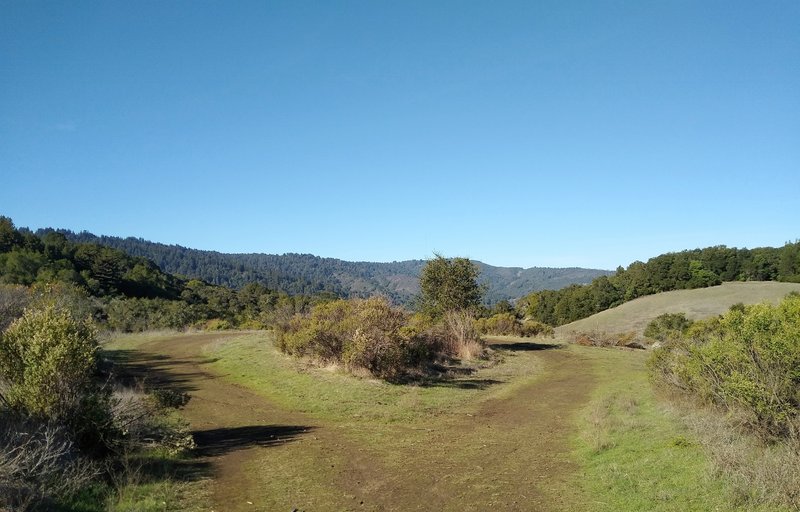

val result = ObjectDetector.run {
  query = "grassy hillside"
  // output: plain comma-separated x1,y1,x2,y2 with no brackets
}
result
555,281,800,336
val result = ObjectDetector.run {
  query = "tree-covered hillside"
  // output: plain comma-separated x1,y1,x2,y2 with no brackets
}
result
48,230,612,303
0,217,322,331
520,242,800,326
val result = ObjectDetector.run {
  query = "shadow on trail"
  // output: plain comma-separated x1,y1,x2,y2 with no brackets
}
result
123,453,214,484
423,378,503,390
193,425,315,457
490,342,564,351
104,349,218,394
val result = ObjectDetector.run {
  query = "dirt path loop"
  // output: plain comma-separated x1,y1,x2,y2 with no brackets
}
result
126,334,596,511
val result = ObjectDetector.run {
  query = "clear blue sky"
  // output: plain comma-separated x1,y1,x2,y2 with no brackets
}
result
2,1,798,270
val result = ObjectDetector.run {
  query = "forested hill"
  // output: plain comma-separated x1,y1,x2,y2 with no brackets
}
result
49,230,612,303
519,242,800,327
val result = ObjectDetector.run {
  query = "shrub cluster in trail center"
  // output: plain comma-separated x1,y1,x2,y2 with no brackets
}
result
275,297,436,380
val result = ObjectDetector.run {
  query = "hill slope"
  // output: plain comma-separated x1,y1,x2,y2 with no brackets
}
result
555,281,800,336
48,230,611,303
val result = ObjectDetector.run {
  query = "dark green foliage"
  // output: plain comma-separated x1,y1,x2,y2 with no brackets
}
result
0,219,182,300
51,228,612,304
418,255,484,318
0,217,327,331
520,243,800,327
644,313,694,341
649,294,800,439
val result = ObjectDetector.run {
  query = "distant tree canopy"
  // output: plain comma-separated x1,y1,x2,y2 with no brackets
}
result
418,255,484,318
0,216,328,332
519,243,800,327
47,229,612,304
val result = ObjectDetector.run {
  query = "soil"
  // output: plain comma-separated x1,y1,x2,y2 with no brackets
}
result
120,333,597,511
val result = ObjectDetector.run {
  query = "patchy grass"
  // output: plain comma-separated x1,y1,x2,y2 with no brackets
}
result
557,281,800,336
99,332,213,512
571,344,786,512
103,330,791,510
205,332,545,426
204,332,588,510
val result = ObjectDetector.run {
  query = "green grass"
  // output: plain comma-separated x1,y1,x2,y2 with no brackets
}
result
570,343,784,511
98,332,212,512
105,328,793,510
101,330,189,351
557,281,800,336
205,332,545,426
208,332,771,510
204,332,575,510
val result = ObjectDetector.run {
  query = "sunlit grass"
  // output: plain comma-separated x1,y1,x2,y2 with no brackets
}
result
570,344,785,511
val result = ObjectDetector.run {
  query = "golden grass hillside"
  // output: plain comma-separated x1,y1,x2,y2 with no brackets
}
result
555,281,800,337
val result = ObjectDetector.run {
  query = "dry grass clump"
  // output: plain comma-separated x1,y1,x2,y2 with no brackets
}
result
442,309,485,360
665,397,800,509
0,414,99,511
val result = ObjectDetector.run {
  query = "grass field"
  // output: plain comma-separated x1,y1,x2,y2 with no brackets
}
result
556,281,800,337
99,329,792,511
100,280,800,510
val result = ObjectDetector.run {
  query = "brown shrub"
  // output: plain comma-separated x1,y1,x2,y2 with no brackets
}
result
571,330,642,348
0,414,99,511
442,309,485,361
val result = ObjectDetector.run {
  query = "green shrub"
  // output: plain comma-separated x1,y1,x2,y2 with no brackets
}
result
473,313,554,338
649,294,800,439
276,299,355,360
644,312,693,341
276,297,434,379
520,319,554,337
0,304,113,452
474,312,519,336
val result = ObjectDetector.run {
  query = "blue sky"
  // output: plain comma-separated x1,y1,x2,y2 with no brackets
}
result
1,1,798,270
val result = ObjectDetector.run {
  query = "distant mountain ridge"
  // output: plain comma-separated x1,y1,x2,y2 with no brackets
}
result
48,230,612,304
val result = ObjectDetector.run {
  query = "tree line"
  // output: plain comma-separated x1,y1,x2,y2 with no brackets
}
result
1,217,329,331
48,229,611,304
518,243,800,326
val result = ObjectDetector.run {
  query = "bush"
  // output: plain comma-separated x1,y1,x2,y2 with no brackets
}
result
0,284,31,332
520,320,554,337
644,312,693,341
442,309,484,360
0,304,113,452
649,294,800,440
277,297,435,379
110,385,195,456
0,412,99,511
106,297,200,332
474,312,518,336
276,299,355,360
474,313,554,338
572,330,641,348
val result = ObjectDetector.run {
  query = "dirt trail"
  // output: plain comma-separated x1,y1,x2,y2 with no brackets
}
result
122,333,596,511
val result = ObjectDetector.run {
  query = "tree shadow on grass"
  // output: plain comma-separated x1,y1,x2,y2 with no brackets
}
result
103,349,217,394
193,425,315,457
490,341,564,351
422,378,503,390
